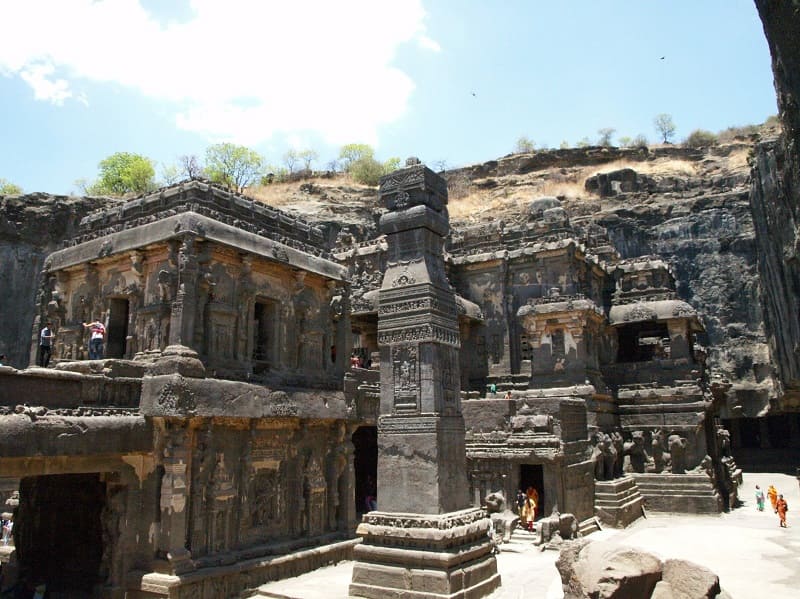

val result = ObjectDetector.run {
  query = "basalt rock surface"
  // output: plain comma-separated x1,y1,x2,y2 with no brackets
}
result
750,0,800,408
0,193,117,367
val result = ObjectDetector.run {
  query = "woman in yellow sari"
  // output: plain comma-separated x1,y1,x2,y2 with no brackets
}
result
521,486,538,531
767,485,779,513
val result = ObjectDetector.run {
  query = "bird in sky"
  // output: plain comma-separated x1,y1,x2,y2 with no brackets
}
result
660,56,665,60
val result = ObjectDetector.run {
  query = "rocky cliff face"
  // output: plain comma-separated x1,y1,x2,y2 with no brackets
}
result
440,143,775,418
0,193,117,367
749,0,800,408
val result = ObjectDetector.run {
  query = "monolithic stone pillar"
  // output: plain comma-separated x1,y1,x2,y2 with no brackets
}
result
169,236,200,347
350,160,499,599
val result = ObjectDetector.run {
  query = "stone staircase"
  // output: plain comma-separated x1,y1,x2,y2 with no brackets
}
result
578,517,602,536
631,473,723,513
594,476,645,527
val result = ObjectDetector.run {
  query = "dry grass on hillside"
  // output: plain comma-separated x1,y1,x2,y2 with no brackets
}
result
725,147,751,171
448,180,588,221
246,173,359,207
586,158,698,178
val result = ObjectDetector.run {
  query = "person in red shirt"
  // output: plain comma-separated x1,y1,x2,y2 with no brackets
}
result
83,319,106,360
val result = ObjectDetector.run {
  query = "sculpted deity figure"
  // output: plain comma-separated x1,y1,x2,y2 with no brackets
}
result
624,431,649,473
651,429,667,473
668,434,687,474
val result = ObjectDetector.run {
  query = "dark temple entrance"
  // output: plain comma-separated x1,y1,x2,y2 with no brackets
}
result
519,464,544,520
106,298,130,359
352,426,377,517
16,473,106,595
253,299,278,373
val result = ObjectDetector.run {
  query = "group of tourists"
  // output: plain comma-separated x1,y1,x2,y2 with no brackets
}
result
37,319,106,367
755,484,789,527
515,486,539,531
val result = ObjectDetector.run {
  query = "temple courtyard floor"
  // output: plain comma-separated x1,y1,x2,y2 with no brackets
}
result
253,472,800,599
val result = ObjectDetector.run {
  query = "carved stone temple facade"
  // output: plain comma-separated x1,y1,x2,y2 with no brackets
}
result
0,182,363,597
0,169,737,595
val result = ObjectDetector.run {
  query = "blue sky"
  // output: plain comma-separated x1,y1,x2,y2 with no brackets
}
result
0,0,777,194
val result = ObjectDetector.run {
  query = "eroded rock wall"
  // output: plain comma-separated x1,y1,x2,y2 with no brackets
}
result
585,175,774,417
750,0,800,407
0,193,115,367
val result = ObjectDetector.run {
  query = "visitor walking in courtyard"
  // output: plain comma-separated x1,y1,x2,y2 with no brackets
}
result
768,484,779,512
83,319,106,360
776,494,788,527
520,486,538,531
38,321,53,367
755,484,765,511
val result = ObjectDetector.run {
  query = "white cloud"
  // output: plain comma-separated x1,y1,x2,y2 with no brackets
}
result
0,0,439,146
19,63,73,105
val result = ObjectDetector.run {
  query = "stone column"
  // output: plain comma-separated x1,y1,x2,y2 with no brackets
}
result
350,160,499,599
667,318,691,359
169,236,200,347
156,423,194,574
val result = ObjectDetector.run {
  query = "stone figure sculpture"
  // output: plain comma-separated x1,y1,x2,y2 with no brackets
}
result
668,434,687,474
484,491,519,543
651,429,666,473
537,506,579,548
624,431,649,474
592,433,617,481
610,431,625,478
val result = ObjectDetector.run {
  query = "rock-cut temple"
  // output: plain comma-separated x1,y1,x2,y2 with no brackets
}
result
0,162,741,598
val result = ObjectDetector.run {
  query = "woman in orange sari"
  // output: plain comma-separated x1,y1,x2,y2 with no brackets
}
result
520,486,539,531
767,485,779,513
776,494,788,528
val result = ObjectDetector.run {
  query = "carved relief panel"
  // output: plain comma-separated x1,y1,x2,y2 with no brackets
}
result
392,344,418,411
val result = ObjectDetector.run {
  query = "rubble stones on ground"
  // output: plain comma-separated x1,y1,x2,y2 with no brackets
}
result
556,538,726,599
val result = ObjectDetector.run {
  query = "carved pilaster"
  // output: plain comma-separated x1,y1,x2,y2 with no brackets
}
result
169,236,200,347
155,421,193,574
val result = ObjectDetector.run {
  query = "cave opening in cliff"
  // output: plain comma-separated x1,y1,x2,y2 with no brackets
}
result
16,473,106,595
352,425,377,516
616,322,669,362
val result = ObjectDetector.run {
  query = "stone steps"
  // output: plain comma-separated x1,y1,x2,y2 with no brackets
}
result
594,476,645,528
632,473,723,513
578,517,602,537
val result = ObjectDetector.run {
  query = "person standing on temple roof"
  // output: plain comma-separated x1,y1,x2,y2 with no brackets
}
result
83,319,106,360
489,383,497,396
755,485,765,511
39,321,54,367
768,484,779,513
776,494,788,528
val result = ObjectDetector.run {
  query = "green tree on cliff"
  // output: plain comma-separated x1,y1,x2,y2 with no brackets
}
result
654,113,677,143
204,143,263,192
597,128,616,147
338,143,374,171
88,152,156,195
0,178,23,195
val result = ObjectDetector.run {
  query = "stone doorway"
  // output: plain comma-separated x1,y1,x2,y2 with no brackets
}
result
106,298,129,358
16,473,106,595
519,464,544,520
352,426,377,517
253,299,278,372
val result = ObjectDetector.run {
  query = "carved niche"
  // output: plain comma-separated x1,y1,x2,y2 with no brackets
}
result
251,470,280,527
392,344,418,411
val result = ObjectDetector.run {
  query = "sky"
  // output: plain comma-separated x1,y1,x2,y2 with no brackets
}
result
0,0,778,195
